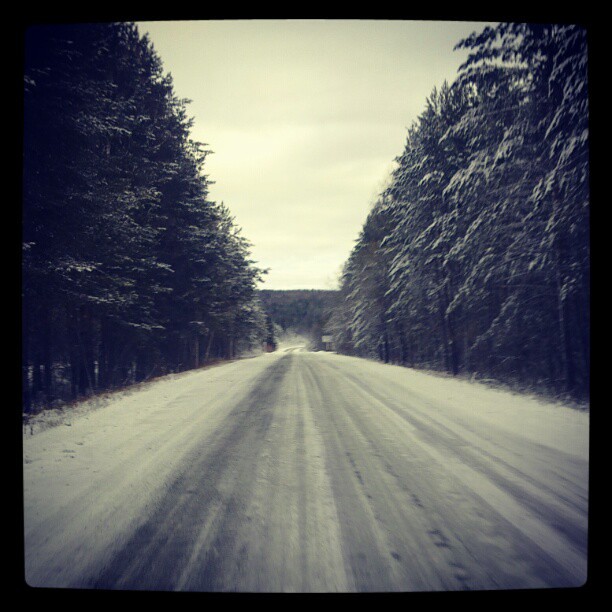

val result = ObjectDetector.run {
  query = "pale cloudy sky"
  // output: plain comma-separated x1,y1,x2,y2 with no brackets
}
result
137,19,490,290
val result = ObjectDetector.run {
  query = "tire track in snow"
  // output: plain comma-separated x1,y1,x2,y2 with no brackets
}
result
300,355,453,591
24,350,588,592
86,355,291,591
309,354,587,588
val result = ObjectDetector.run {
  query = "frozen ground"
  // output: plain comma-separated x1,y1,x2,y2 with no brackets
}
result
23,349,589,592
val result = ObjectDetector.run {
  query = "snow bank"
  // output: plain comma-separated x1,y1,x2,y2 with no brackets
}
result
22,352,284,588
315,352,589,461
22,350,588,589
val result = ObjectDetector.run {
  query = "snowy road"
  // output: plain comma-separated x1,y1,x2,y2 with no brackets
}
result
23,350,589,592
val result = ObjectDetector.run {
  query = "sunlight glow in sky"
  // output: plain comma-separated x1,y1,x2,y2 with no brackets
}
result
137,19,490,290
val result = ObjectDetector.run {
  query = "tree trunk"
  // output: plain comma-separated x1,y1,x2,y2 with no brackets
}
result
560,294,575,394
194,334,200,369
70,344,79,400
76,305,95,396
383,329,390,364
22,299,32,413
448,325,460,376
42,307,53,404
573,290,590,397
555,266,575,395
438,305,451,373
98,316,111,390
32,358,43,406
204,330,215,361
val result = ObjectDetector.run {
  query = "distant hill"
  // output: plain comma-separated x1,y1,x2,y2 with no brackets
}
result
258,289,339,348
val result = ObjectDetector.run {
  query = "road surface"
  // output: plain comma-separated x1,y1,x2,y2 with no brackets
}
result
23,349,589,592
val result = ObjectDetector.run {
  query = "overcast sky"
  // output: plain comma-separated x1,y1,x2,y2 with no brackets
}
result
137,19,490,290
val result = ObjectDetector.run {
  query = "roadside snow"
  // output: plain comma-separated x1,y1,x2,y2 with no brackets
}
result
22,349,588,589
315,352,589,461
22,352,284,588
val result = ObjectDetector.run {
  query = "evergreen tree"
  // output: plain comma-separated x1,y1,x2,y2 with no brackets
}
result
23,22,267,412
333,22,589,400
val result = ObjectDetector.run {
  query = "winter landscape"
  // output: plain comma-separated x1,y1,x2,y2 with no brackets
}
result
22,20,590,594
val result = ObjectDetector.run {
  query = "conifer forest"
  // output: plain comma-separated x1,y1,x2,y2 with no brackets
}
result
22,21,590,593
22,22,589,413
329,23,589,401
22,23,267,412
